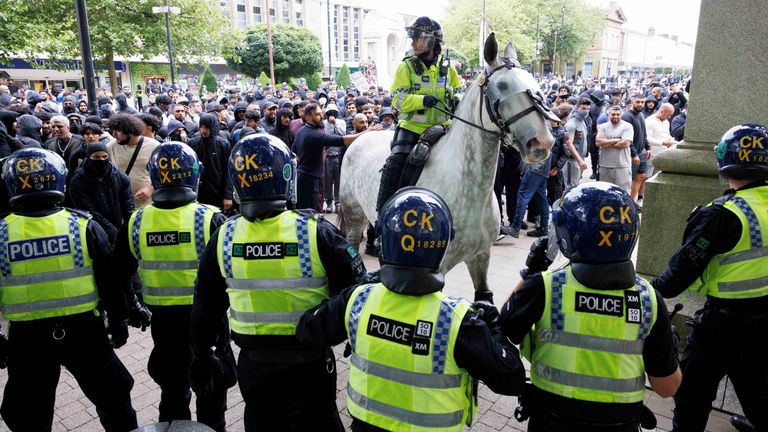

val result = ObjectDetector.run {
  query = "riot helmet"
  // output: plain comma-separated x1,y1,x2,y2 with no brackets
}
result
715,123,768,180
3,148,67,210
148,141,203,206
552,182,639,263
405,16,443,56
228,134,293,220
377,187,454,270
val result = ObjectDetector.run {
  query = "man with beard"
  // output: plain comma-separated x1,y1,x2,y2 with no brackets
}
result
622,93,652,207
171,103,197,135
293,103,369,210
45,115,85,174
596,106,634,193
261,102,278,130
107,113,161,208
188,113,233,211
62,95,77,115
36,111,53,142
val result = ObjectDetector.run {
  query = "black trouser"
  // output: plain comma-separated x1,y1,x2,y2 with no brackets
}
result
494,165,522,226
672,304,768,432
236,350,343,432
324,154,341,207
588,135,599,179
0,313,137,432
147,306,234,432
376,128,420,213
528,412,639,432
547,170,565,206
296,172,320,211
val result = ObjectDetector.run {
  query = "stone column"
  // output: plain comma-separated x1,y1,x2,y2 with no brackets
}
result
636,0,768,277
636,0,768,415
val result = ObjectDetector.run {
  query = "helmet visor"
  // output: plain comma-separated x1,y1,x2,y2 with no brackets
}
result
403,29,435,56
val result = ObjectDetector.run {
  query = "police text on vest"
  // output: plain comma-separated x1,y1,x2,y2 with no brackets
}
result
8,235,71,262
574,292,623,317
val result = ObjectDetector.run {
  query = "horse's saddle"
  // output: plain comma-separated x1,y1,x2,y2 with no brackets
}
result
398,125,448,188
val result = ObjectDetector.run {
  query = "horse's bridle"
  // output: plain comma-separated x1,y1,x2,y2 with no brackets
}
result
433,58,560,140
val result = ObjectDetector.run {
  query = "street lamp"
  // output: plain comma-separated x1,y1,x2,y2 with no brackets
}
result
152,0,180,85
73,0,97,113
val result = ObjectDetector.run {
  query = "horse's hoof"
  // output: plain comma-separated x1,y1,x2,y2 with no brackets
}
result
474,290,494,303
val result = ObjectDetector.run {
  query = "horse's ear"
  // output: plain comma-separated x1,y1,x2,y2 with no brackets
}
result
504,42,518,61
483,33,498,66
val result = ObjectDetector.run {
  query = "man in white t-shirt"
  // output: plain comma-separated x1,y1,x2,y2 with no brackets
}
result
106,113,161,209
645,103,679,176
596,106,634,193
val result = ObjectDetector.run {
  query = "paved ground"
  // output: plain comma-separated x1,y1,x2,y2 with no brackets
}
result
0,212,738,431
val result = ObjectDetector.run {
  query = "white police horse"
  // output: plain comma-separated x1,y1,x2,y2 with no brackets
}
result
340,34,557,300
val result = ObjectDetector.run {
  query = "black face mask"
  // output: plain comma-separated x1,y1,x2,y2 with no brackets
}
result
85,159,111,177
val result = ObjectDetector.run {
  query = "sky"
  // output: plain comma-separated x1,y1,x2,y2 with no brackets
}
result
370,0,702,45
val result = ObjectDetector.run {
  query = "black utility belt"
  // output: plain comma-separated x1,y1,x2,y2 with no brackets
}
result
239,347,326,363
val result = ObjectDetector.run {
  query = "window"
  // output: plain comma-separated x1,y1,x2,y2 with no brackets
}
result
236,0,246,28
269,0,276,21
295,11,303,26
253,5,262,23
583,61,593,77
281,0,290,22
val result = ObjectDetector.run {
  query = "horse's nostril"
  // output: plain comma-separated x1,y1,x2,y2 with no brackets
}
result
527,138,538,151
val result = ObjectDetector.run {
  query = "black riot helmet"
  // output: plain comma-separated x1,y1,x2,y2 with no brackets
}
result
405,16,443,56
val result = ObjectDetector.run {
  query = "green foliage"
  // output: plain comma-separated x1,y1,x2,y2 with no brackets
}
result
0,0,235,91
258,71,271,87
305,72,323,92
445,48,471,74
201,65,218,95
443,0,604,67
539,0,605,66
336,64,351,89
227,24,323,84
129,62,176,92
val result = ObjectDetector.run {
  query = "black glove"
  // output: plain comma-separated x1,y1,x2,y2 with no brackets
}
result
422,95,439,108
128,298,152,331
0,332,8,369
523,236,553,276
472,300,500,329
109,320,129,349
190,349,224,398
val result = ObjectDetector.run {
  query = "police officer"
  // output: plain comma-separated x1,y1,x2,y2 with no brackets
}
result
113,142,235,431
375,16,461,215
296,187,526,432
190,135,367,431
501,182,681,431
0,148,138,431
652,124,768,432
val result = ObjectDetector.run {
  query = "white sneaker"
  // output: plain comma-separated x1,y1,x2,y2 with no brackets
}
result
495,233,506,242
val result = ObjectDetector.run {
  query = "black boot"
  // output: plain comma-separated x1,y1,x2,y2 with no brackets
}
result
474,289,494,303
376,153,408,213
731,415,755,432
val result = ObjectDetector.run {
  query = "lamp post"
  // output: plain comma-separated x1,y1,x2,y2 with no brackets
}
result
478,0,486,68
264,0,276,86
73,0,97,114
326,0,333,81
152,1,180,85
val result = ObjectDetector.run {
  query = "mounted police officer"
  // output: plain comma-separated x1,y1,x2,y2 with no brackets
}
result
296,187,526,432
375,17,462,218
0,148,138,431
501,182,681,431
113,141,235,431
190,135,367,431
652,124,768,432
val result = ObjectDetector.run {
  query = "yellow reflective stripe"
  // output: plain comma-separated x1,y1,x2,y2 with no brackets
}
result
350,353,462,389
0,267,93,286
1,291,97,314
140,260,199,270
717,275,768,293
533,363,645,393
717,247,768,265
226,277,327,290
348,386,464,428
143,286,195,297
536,329,644,355
229,309,304,324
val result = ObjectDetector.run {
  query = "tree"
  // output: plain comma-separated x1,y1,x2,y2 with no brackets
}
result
336,64,351,89
445,48,471,75
227,24,323,84
442,0,604,70
258,71,271,87
305,72,323,92
0,0,236,93
200,65,218,96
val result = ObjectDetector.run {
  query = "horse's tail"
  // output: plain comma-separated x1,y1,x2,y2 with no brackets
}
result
337,203,348,236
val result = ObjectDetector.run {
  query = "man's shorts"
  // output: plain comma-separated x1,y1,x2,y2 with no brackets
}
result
631,152,648,179
599,166,632,193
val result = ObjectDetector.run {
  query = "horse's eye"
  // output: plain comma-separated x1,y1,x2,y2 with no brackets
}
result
496,82,508,91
